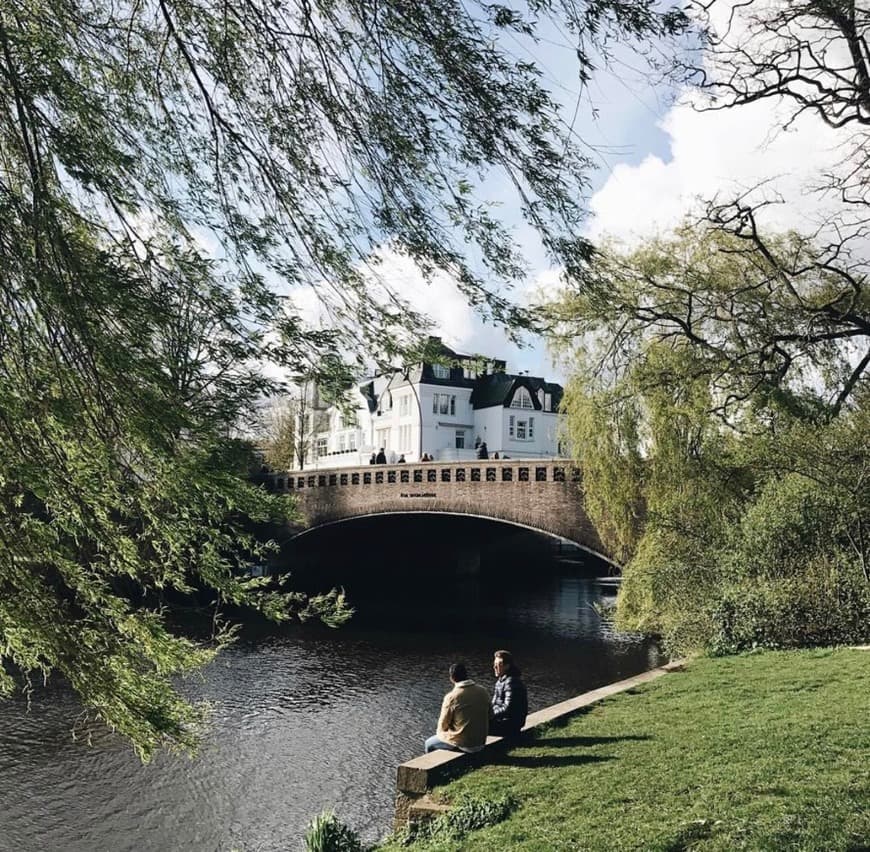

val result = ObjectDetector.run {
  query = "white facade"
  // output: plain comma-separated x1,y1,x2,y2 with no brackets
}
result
294,345,563,470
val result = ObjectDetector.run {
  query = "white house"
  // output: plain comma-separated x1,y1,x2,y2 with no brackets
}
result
294,339,564,469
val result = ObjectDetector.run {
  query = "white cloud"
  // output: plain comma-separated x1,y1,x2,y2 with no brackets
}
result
587,95,851,244
279,245,566,380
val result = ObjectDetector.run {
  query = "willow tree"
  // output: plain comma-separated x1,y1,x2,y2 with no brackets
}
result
549,226,870,652
0,2,687,756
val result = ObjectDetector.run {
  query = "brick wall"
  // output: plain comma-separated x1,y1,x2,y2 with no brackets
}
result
263,460,611,563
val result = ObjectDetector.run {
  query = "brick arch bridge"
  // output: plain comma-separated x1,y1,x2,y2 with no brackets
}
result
262,459,616,567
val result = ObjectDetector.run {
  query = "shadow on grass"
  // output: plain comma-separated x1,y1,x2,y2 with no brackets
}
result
491,753,614,769
530,734,651,748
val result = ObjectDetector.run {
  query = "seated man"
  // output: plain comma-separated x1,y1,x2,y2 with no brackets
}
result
490,649,528,738
425,663,490,753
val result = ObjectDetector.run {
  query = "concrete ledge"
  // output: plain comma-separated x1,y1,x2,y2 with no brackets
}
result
394,660,685,827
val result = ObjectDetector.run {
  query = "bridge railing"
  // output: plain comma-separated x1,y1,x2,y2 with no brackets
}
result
261,459,582,493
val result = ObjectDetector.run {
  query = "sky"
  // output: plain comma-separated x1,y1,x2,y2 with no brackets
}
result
363,2,854,385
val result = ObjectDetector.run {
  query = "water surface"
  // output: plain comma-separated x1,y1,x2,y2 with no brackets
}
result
0,532,660,851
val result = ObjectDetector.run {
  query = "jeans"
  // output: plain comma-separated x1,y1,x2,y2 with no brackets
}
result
424,735,461,753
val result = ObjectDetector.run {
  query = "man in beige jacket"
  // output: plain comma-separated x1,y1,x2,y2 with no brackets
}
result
424,663,490,753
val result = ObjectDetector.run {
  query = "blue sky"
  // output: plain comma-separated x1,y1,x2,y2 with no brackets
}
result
282,2,852,388
399,4,852,385
392,24,681,382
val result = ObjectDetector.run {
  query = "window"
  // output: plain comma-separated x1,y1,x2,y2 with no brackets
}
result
432,364,450,379
399,424,413,452
513,417,534,441
376,427,391,450
455,430,465,449
315,437,327,457
339,434,346,451
544,393,552,412
349,432,357,450
433,393,456,415
508,415,535,441
342,411,358,429
510,387,534,409
399,394,411,416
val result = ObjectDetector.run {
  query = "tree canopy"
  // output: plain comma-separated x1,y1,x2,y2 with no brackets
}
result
0,1,688,756
549,226,870,652
545,2,870,653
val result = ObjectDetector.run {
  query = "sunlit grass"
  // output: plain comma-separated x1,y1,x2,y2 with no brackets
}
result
379,649,870,851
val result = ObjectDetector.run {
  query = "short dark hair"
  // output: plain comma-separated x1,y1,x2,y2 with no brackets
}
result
494,649,519,675
449,662,468,682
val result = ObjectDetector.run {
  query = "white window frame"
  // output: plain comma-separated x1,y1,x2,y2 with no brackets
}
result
509,415,515,437
510,387,534,409
455,430,465,449
433,393,457,417
432,364,450,379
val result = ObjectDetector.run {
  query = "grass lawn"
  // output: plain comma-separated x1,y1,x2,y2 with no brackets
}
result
380,649,870,851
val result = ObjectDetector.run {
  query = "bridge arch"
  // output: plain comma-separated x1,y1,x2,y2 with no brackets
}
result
261,459,615,568
290,510,618,570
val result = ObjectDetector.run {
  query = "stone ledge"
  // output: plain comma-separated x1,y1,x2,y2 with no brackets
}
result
394,660,685,827
408,796,451,823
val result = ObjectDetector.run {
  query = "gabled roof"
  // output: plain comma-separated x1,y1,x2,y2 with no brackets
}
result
470,373,563,410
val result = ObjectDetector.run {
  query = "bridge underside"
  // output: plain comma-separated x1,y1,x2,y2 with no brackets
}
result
292,509,618,570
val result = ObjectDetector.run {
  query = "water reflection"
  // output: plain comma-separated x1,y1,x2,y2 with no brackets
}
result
0,565,659,851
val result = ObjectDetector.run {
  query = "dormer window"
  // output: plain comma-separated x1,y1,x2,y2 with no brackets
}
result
432,364,450,379
510,387,534,409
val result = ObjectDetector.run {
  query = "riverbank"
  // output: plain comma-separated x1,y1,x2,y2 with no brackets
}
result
378,648,870,851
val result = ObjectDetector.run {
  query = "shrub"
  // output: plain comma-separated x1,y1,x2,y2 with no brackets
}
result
304,809,363,852
710,560,870,654
397,793,518,846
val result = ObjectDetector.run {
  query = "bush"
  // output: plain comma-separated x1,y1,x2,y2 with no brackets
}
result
304,809,363,852
396,793,518,847
710,560,870,654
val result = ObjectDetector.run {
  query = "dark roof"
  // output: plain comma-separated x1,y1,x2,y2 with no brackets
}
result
470,373,563,411
469,372,515,409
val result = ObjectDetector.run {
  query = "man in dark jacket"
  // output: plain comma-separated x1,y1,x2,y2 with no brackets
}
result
490,649,527,737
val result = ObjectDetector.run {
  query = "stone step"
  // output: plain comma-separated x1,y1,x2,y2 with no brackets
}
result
408,796,451,823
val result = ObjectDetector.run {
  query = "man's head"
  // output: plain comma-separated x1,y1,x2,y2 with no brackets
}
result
493,649,516,678
449,662,468,683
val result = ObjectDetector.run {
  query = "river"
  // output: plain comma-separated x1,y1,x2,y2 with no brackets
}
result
0,517,661,851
